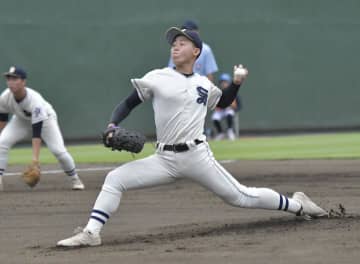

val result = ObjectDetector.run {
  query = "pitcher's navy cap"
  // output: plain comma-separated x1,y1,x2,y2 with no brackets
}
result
166,27,203,55
181,20,199,30
3,66,27,79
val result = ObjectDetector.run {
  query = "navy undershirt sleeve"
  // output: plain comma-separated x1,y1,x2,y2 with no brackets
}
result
110,90,142,125
217,82,241,108
32,121,43,138
0,113,9,122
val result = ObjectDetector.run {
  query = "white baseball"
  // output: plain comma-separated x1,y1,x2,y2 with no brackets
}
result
234,67,247,77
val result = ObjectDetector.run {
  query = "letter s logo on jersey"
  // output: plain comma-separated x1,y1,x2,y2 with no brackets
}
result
34,107,41,118
196,87,208,106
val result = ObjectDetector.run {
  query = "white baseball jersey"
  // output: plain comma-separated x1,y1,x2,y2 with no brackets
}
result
0,87,55,124
131,67,222,144
0,87,79,183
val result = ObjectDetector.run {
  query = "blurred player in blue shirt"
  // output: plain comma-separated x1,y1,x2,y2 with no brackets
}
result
168,20,218,81
212,73,242,140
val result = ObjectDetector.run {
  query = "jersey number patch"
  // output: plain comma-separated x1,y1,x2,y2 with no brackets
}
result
196,87,208,106
34,107,41,118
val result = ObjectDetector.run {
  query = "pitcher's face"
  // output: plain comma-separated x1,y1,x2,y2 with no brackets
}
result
171,36,200,66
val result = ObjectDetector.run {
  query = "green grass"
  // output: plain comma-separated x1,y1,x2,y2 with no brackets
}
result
8,132,360,165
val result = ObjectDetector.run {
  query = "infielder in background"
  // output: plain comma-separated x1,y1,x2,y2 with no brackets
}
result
168,20,218,81
57,27,327,247
0,66,84,191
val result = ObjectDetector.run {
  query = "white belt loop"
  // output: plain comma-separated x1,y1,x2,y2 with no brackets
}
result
157,142,165,152
186,140,196,149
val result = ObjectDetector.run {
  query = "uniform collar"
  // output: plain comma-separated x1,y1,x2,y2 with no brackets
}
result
173,67,194,78
14,87,28,104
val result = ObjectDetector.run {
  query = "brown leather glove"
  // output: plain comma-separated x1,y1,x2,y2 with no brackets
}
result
22,161,41,188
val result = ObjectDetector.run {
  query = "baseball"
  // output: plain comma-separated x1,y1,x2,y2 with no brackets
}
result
235,67,248,77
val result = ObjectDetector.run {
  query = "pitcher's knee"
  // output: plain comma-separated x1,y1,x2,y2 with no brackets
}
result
104,170,127,193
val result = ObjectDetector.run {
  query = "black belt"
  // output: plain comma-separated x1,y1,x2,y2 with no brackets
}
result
157,139,203,152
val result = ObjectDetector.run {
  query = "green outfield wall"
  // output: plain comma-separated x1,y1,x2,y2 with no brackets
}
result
0,0,359,139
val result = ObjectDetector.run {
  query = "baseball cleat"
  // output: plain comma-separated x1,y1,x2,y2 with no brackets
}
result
227,129,236,141
70,177,85,190
214,133,225,141
57,228,101,247
292,192,328,219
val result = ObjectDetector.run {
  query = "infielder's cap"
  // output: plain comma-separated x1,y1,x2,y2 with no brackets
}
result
166,27,203,55
219,73,232,83
181,20,199,31
3,66,27,79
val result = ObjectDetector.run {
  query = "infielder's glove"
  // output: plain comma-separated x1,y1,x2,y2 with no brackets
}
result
102,126,146,153
22,161,41,188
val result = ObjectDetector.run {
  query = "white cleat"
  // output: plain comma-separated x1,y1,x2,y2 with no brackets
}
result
70,177,85,190
292,192,328,219
227,129,236,140
57,228,101,247
214,133,225,141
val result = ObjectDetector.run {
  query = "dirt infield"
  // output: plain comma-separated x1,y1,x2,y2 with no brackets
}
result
1,160,359,264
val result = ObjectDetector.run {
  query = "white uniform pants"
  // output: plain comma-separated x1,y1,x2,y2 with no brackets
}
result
0,115,76,175
102,142,283,209
211,108,235,121
86,141,301,234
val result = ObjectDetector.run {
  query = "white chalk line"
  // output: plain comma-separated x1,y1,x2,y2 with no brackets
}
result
3,160,235,177
221,160,235,164
4,166,116,177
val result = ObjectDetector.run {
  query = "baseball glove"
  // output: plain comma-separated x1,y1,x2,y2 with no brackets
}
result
102,126,146,153
22,161,41,188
